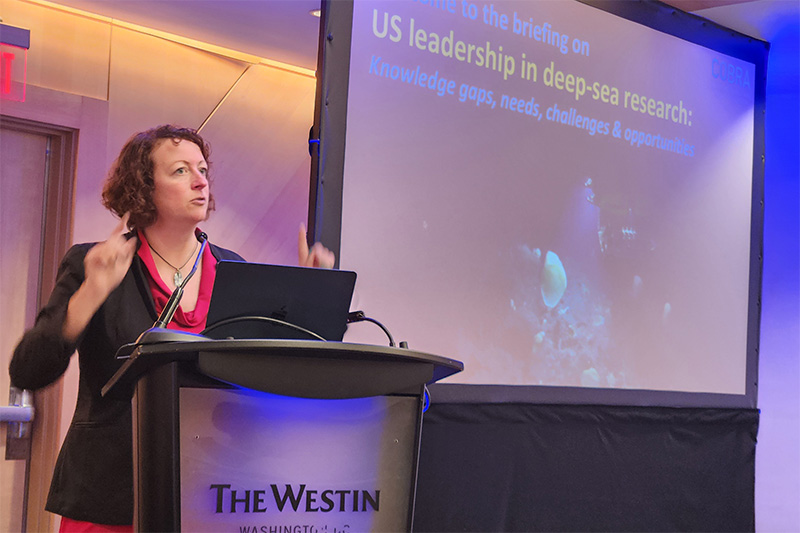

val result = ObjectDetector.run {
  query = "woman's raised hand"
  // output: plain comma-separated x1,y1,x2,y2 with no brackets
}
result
83,213,138,298
62,213,138,342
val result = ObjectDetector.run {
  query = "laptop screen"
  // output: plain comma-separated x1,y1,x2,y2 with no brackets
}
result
204,261,357,341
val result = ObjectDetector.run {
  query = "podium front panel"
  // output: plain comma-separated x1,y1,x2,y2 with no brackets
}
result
178,387,421,532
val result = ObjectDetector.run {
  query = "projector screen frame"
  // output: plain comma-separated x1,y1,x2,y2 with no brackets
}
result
309,0,768,409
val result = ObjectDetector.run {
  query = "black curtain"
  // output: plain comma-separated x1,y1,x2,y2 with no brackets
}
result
414,403,758,532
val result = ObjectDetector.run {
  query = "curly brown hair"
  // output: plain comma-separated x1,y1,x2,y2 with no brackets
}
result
101,125,216,231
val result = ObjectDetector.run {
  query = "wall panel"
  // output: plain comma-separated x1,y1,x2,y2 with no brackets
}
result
200,64,317,264
105,25,249,168
1,1,110,100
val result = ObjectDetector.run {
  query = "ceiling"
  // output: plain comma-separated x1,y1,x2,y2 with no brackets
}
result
24,0,798,71
37,0,324,70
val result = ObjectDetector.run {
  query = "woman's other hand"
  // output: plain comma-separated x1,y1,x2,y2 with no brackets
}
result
298,224,335,269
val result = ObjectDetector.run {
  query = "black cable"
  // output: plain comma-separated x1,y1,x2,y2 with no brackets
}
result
347,310,395,347
202,316,326,341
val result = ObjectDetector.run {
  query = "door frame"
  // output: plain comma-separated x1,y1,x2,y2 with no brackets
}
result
1,115,76,532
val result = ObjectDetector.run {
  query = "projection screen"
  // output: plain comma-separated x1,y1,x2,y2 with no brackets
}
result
310,0,767,408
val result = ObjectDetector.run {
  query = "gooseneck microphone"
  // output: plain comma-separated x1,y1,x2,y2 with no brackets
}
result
153,232,208,328
116,232,209,357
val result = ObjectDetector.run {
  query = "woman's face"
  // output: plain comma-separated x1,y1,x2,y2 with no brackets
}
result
150,138,209,228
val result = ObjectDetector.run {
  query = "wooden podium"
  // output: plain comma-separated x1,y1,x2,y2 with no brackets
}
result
103,339,463,532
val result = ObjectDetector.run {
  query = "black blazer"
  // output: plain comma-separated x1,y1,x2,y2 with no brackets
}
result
10,240,243,525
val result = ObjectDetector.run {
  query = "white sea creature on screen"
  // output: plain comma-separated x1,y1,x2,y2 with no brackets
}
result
541,250,567,308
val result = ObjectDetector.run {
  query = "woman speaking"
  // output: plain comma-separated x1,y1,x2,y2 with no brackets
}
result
9,125,333,532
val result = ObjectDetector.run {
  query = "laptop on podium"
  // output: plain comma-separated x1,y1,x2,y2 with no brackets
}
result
204,260,356,341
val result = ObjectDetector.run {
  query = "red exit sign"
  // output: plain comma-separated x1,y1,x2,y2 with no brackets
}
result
1,24,30,102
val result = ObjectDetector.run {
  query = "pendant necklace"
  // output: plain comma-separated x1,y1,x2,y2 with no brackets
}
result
150,240,199,287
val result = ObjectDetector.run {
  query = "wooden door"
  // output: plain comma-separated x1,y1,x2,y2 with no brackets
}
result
0,117,75,532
